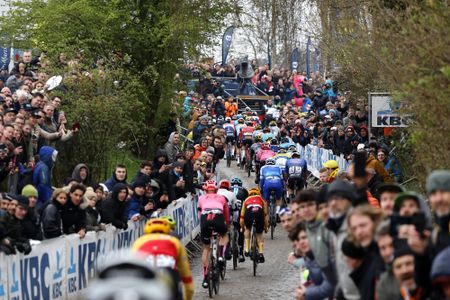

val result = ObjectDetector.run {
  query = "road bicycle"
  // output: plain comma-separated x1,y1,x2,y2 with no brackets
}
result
268,190,276,240
208,230,221,298
245,147,252,177
250,219,259,276
226,141,233,167
230,221,240,270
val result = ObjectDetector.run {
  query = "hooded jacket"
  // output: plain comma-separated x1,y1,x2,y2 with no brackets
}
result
164,132,181,163
71,163,91,186
104,169,128,191
101,183,128,229
33,146,57,209
366,155,392,183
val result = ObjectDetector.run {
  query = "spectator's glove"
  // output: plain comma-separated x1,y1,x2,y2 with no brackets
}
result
16,241,32,255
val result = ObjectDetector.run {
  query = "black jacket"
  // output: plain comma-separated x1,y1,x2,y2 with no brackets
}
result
61,198,87,234
101,183,128,229
85,206,101,231
41,200,64,239
22,207,42,240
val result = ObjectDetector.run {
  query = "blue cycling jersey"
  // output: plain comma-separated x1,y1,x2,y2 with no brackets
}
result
285,158,307,178
259,165,284,201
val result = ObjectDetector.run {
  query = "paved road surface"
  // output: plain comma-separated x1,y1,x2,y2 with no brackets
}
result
191,160,299,299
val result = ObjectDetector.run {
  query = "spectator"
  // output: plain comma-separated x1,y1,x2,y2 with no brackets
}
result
131,160,152,185
164,132,181,163
20,184,42,240
101,183,128,229
1,195,32,255
41,189,67,239
325,179,360,299
169,161,186,199
61,183,87,238
104,164,128,191
71,163,92,187
82,187,104,232
32,145,58,209
378,183,404,217
126,180,147,221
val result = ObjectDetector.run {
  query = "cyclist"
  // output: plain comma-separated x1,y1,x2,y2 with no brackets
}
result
285,151,308,201
240,187,268,263
235,117,245,165
223,117,236,160
132,218,194,300
259,157,285,217
239,120,254,166
217,179,239,260
273,147,291,170
255,142,276,184
198,180,230,288
250,134,263,172
270,138,280,152
230,177,248,262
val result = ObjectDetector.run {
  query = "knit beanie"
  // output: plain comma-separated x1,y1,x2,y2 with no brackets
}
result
21,184,38,198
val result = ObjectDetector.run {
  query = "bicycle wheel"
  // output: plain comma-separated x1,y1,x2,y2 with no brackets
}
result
270,196,275,240
232,229,238,270
226,144,232,167
213,258,220,295
252,226,258,276
208,258,213,298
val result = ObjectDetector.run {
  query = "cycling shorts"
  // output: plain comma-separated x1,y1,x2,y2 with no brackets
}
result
262,178,284,202
288,177,306,191
200,213,228,245
225,136,235,144
244,207,264,233
241,138,253,148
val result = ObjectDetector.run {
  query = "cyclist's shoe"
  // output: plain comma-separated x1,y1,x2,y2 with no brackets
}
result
239,253,245,262
244,251,250,257
258,253,265,263
202,276,209,289
225,248,232,260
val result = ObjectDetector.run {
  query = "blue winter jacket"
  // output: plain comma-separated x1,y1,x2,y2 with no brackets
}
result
33,146,57,209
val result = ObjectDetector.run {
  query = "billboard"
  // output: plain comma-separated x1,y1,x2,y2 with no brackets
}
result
369,93,410,127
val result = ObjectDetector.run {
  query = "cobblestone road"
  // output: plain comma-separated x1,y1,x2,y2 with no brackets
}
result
191,161,299,300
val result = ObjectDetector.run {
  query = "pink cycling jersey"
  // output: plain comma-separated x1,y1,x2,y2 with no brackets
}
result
257,149,276,163
198,193,230,226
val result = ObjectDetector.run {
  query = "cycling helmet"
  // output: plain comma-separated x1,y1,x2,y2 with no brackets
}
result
288,145,297,151
238,118,245,124
144,218,171,234
254,135,263,143
86,253,174,300
255,125,262,130
270,138,279,145
265,158,276,165
219,179,231,190
236,114,242,119
278,148,287,154
280,137,290,144
291,151,300,158
225,117,231,122
203,180,218,192
231,177,243,187
248,188,261,196
160,215,176,229
245,107,251,112
217,115,224,121
245,121,253,126
269,121,277,126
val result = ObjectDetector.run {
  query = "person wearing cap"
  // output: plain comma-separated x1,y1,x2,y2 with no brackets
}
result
323,159,340,183
394,192,421,217
378,183,404,217
83,187,105,232
392,243,426,300
426,170,450,253
20,184,42,240
32,145,58,209
430,246,450,299
325,179,360,300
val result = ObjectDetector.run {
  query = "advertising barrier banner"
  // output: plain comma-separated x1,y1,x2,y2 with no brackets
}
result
297,144,349,178
0,193,200,299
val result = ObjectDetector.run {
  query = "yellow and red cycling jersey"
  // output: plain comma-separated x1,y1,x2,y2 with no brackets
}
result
132,234,194,300
240,195,268,227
